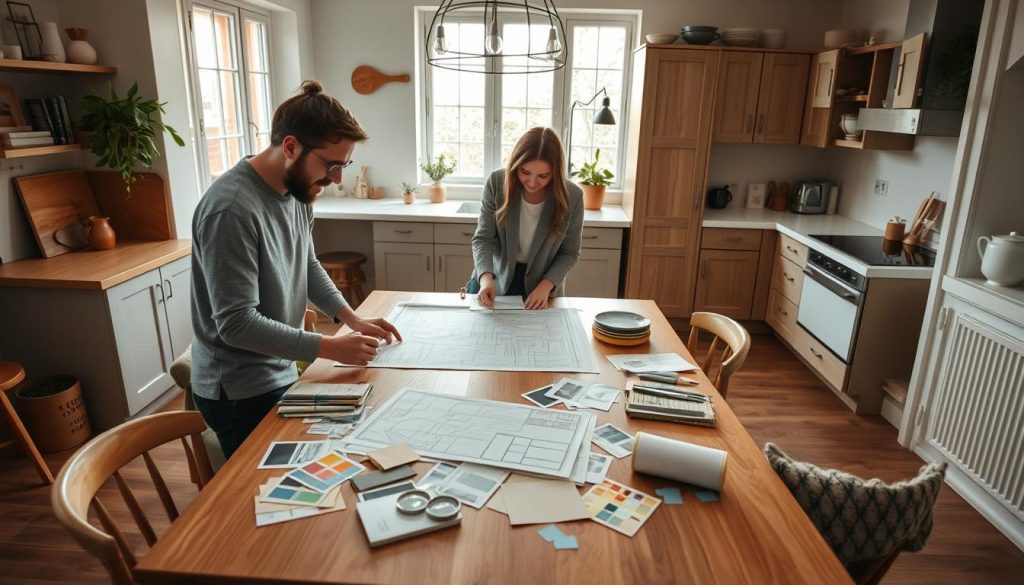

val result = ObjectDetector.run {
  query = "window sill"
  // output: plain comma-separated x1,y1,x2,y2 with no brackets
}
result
427,182,624,204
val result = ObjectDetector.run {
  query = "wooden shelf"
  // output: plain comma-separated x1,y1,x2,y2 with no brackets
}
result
0,58,116,74
0,144,84,159
835,94,868,102
844,41,901,56
833,138,865,149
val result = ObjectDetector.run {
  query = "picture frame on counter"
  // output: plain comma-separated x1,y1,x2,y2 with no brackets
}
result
746,183,766,209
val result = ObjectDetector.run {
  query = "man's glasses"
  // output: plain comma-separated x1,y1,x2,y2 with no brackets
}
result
304,145,354,176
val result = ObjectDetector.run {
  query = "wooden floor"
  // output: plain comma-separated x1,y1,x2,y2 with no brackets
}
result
0,332,1021,584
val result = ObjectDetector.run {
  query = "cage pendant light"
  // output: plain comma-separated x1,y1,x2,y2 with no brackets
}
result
426,0,566,74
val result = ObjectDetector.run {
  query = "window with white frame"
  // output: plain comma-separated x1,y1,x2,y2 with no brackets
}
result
420,11,635,187
185,0,274,189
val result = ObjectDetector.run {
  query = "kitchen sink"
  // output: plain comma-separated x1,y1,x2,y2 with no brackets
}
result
455,201,482,215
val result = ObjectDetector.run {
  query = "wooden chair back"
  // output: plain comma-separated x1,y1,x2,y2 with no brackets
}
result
686,312,751,399
51,411,213,585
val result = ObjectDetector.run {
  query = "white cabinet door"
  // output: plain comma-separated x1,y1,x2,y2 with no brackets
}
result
564,248,621,298
374,242,435,292
106,268,175,415
434,244,474,293
159,256,193,361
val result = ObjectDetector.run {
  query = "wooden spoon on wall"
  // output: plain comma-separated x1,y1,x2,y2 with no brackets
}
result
351,66,410,95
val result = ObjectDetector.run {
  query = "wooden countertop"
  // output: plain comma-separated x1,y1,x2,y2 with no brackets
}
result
0,240,191,291
134,291,852,585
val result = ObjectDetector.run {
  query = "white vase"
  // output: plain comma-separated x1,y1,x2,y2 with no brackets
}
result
66,40,97,65
39,21,66,63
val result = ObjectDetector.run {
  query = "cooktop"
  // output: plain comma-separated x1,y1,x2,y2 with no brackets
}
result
809,235,937,267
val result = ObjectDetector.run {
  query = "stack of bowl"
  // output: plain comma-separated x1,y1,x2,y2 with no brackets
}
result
680,25,718,45
721,27,760,46
593,311,651,346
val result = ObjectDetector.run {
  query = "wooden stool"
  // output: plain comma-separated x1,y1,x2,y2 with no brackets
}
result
318,251,368,308
0,362,54,484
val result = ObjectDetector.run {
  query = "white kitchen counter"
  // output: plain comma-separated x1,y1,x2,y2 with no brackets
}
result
703,207,936,280
313,197,631,228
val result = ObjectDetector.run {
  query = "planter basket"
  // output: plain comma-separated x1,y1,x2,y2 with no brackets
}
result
14,375,91,453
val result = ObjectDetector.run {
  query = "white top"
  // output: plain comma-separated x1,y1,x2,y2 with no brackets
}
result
310,197,630,227
516,197,545,263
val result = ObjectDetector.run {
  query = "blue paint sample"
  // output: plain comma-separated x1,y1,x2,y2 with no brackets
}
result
268,487,294,499
596,510,612,521
695,490,719,502
538,524,564,543
603,503,618,512
552,535,579,550
655,487,683,504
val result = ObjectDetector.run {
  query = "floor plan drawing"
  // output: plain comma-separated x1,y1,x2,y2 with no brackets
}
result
369,304,599,373
345,388,593,478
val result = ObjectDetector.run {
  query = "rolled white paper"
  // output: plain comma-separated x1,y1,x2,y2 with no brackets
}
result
631,432,728,491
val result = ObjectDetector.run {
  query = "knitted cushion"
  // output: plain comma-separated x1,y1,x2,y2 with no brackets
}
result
763,442,946,568
169,344,193,410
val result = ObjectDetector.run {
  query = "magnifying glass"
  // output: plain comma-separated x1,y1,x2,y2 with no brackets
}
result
395,489,461,521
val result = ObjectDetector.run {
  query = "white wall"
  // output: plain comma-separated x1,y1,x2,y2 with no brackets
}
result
309,0,844,198
839,0,909,43
708,143,831,207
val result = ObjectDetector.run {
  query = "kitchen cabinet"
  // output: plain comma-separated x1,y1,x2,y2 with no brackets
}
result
693,228,775,320
374,221,624,297
713,52,809,145
801,39,919,151
623,47,719,317
0,242,192,430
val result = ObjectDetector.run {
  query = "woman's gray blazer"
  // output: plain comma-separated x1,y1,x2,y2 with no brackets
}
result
471,169,584,296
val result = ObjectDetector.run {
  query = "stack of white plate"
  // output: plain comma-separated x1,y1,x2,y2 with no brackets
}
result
721,27,760,47
592,311,651,347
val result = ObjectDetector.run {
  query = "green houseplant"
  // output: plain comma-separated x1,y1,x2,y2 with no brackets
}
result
571,148,614,210
400,181,418,204
420,154,456,203
78,82,185,194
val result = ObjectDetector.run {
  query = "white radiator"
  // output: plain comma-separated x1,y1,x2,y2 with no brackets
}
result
928,313,1024,522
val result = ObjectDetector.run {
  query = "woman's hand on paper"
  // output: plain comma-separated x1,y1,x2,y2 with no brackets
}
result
317,332,381,366
524,279,554,310
478,273,497,308
350,316,402,344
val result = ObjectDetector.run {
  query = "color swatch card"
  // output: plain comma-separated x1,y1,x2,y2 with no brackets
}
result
285,450,365,493
254,483,345,526
260,476,332,507
582,479,661,537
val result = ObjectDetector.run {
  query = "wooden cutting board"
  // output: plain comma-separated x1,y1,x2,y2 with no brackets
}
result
14,171,100,258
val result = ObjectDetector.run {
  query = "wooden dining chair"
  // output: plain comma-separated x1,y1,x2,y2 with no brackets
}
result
686,312,751,399
51,411,213,585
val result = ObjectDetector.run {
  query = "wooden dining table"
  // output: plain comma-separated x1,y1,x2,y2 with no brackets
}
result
134,291,852,584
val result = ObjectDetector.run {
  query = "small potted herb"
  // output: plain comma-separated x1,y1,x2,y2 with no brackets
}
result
420,154,456,203
400,182,418,204
78,82,185,194
571,148,614,210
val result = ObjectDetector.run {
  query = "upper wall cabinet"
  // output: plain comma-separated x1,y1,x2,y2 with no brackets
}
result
713,51,810,145
801,35,925,151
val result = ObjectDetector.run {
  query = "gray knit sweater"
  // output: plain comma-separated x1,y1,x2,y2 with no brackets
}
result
190,158,347,400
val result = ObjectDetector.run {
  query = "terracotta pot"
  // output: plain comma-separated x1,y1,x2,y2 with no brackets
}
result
88,216,116,250
402,191,416,204
426,182,447,203
580,183,606,210
14,375,91,453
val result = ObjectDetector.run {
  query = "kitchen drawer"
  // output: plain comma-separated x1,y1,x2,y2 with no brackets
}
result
778,233,808,267
701,228,761,251
766,285,799,338
373,222,433,244
434,223,477,245
772,254,804,305
787,320,849,391
580,227,622,250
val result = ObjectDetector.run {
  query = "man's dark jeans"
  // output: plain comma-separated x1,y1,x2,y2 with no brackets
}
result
194,383,291,459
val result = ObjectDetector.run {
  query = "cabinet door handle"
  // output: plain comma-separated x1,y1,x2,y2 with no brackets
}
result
783,272,795,282
778,307,788,316
583,235,598,240
395,229,413,234
756,114,765,134
723,237,742,242
426,256,431,272
462,231,474,236
786,245,798,254
809,347,823,359
746,114,754,134
895,55,907,97
165,279,173,300
701,259,708,279
826,67,834,97
155,283,165,304
438,256,443,272
693,188,700,210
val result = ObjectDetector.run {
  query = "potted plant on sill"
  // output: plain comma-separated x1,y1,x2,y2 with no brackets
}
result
572,148,614,210
78,82,185,195
400,181,418,204
420,154,456,203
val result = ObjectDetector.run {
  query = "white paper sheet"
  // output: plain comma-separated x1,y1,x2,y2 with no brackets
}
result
344,388,593,478
585,452,612,484
606,353,698,374
361,304,598,373
469,295,525,311
434,463,509,508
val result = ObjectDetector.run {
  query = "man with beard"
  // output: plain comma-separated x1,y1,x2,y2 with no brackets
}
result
190,80,401,458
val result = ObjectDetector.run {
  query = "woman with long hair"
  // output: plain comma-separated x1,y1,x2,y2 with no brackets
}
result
468,126,584,309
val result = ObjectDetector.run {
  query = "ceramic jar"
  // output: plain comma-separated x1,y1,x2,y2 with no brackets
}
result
426,182,446,203
840,113,862,140
39,21,66,63
66,39,97,65
88,216,116,250
977,231,1024,287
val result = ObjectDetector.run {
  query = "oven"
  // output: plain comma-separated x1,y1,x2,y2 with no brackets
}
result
796,250,866,363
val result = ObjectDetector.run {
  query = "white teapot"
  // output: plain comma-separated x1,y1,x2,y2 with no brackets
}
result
977,232,1024,287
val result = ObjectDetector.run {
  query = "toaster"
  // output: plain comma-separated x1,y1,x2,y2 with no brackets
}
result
790,180,832,214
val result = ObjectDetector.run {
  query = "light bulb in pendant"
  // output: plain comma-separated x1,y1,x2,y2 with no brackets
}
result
433,24,447,55
485,18,503,55
545,27,562,58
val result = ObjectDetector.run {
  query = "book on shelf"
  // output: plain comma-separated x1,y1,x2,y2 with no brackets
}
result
1,130,51,139
0,125,34,133
56,96,74,145
45,97,67,145
22,96,75,145
2,136,55,148
23,98,54,137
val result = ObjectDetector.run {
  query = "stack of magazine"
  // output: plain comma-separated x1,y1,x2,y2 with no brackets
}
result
625,381,716,427
277,382,372,417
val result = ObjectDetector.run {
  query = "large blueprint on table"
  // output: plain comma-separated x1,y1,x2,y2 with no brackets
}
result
345,388,593,479
368,303,599,373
